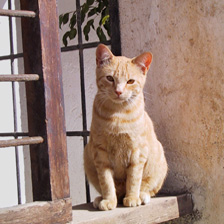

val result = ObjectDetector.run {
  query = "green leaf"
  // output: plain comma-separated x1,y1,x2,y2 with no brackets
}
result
69,28,77,40
82,3,89,14
101,15,109,26
88,7,97,18
81,3,89,24
62,31,70,47
102,0,109,6
81,10,86,24
62,13,69,25
59,0,111,45
59,14,64,29
87,0,95,6
83,19,95,41
85,34,89,41
83,24,90,36
88,19,95,30
97,27,107,42
87,19,94,27
69,13,77,28
97,1,104,13
103,20,110,37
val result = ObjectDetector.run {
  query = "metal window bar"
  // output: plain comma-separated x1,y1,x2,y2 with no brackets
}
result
0,53,23,61
75,0,90,203
0,0,121,206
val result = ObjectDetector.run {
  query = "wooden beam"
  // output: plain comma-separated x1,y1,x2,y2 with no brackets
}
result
0,198,72,224
0,74,39,82
0,9,36,18
72,194,193,224
109,0,121,56
0,136,43,148
20,0,70,201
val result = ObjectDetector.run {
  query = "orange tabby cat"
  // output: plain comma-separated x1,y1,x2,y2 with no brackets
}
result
84,44,167,211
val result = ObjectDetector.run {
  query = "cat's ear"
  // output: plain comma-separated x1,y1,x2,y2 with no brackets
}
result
96,44,114,67
132,52,152,75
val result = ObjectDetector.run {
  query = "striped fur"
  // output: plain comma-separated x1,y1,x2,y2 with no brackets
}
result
84,44,167,211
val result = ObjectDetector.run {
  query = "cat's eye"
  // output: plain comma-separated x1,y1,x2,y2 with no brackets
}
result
106,76,114,82
127,79,135,84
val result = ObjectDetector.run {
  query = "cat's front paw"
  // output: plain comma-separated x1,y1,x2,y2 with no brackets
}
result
140,192,151,205
123,196,141,207
93,196,117,211
93,196,102,209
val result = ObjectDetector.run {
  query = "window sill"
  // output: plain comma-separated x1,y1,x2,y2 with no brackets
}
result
72,194,193,224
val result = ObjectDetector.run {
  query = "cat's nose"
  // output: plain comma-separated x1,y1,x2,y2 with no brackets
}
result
115,90,122,96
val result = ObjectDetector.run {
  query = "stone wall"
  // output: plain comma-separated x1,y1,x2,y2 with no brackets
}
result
119,0,224,223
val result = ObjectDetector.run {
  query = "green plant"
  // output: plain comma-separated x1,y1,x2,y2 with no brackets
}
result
59,0,110,47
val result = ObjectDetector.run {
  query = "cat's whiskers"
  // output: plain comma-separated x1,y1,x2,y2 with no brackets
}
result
97,94,107,108
143,91,152,96
127,97,138,109
143,90,151,95
96,91,110,113
143,96,152,102
128,92,143,107
143,91,153,102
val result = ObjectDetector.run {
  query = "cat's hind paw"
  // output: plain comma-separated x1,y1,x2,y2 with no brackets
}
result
140,192,151,205
123,196,141,207
93,196,117,211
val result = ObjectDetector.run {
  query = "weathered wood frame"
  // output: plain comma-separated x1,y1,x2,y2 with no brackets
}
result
0,0,72,223
0,198,72,224
20,0,70,202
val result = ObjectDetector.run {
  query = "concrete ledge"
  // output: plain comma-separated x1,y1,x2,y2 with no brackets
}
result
72,194,193,224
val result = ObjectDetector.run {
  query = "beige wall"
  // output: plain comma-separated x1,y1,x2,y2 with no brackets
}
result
119,0,224,223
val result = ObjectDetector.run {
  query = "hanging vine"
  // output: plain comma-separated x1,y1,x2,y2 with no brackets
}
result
59,0,110,46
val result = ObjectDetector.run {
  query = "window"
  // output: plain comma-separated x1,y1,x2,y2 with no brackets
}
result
0,0,121,207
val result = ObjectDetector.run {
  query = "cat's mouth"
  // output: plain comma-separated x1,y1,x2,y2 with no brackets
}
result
111,98,126,104
108,94,125,103
110,94,133,104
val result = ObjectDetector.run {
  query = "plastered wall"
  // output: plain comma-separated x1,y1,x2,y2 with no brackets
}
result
119,0,224,223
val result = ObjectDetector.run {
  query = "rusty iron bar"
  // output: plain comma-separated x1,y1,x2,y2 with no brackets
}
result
75,0,91,204
0,74,39,82
0,132,29,137
0,9,36,18
0,136,44,148
0,131,91,137
0,53,23,61
61,40,111,52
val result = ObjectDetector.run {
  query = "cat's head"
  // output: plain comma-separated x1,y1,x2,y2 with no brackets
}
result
95,44,152,104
